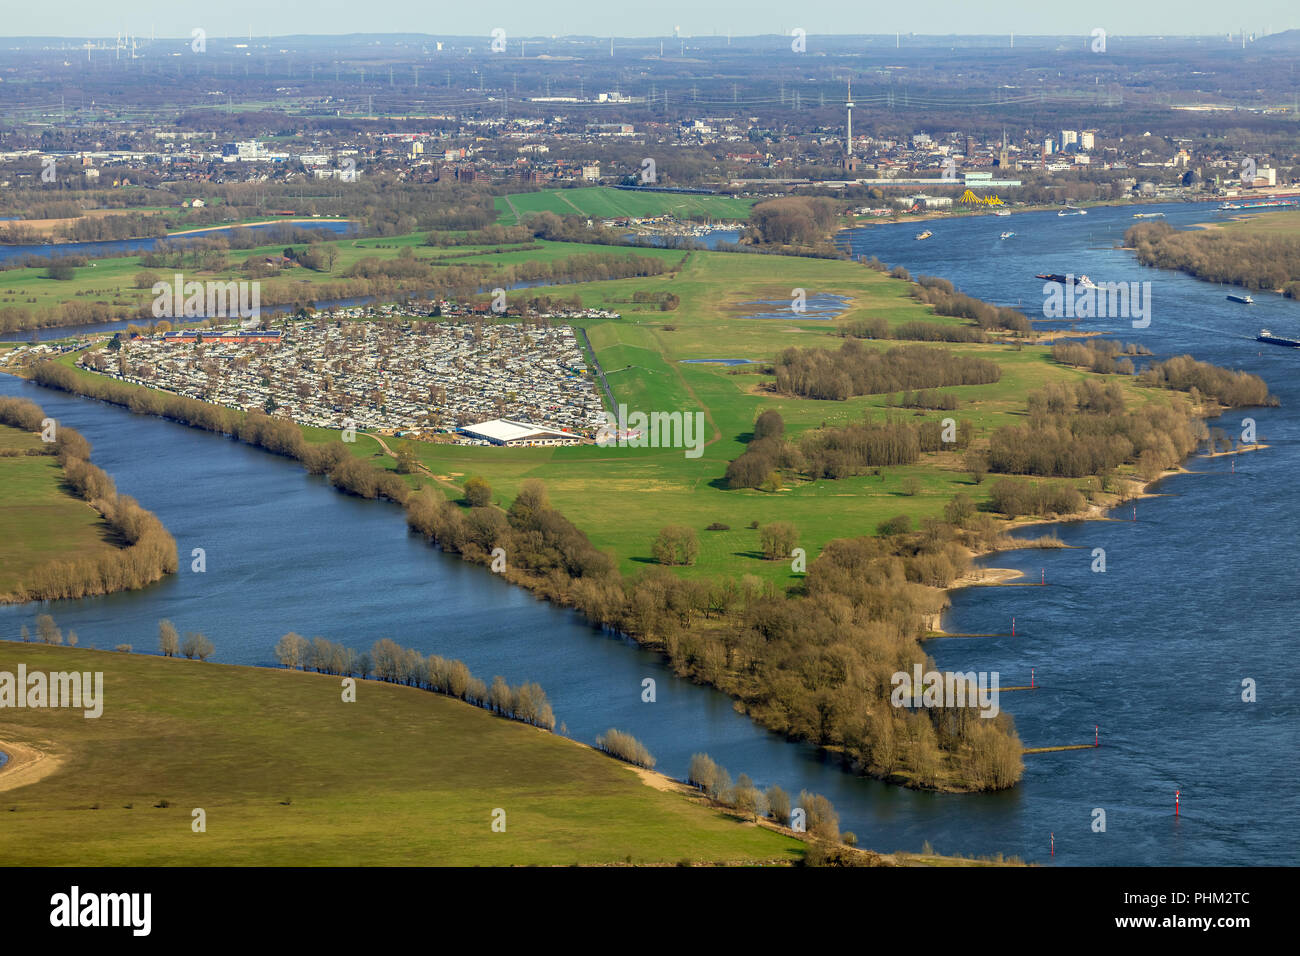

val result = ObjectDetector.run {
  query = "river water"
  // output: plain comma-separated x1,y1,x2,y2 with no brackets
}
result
2,200,1296,864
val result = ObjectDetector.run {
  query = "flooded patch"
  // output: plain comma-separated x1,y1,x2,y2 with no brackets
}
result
733,292,850,320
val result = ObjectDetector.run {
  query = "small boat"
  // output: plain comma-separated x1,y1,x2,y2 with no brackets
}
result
1227,293,1255,304
999,231,1015,240
1133,212,1165,219
993,209,1012,217
1058,207,1088,217
914,230,933,241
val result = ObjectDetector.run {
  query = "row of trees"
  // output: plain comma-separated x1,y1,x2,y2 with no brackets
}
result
773,341,1000,401
594,728,656,768
156,620,214,660
31,361,411,507
909,274,1034,334
726,409,971,489
838,316,991,343
271,632,557,731
1,396,178,603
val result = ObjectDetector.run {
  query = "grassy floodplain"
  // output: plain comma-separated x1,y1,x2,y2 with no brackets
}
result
0,422,118,600
19,234,1182,592
0,642,808,865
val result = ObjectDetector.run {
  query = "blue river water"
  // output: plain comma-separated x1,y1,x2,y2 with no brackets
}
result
1,199,1296,864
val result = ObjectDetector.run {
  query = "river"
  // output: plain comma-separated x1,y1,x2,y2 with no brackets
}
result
2,199,1296,864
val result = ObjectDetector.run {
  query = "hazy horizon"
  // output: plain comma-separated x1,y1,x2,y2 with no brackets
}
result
0,0,1295,42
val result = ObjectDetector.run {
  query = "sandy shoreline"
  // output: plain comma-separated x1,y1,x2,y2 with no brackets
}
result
0,737,63,793
934,439,1271,635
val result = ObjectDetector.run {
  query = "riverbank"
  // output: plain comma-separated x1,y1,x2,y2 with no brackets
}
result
0,639,995,866
934,437,1273,636
0,396,177,603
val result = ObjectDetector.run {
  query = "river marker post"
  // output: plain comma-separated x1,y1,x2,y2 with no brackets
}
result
1094,725,1099,747
1176,789,1180,817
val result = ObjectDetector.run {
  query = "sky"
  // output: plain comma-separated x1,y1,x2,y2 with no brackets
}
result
0,1,1295,41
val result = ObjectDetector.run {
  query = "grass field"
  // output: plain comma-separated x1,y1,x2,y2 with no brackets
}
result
495,186,757,224
0,642,806,865
1206,208,1300,235
0,424,118,599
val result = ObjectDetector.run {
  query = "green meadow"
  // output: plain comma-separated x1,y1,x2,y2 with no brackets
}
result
0,643,804,866
0,424,118,600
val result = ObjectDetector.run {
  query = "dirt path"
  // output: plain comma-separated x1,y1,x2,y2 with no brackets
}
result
364,433,462,494
0,738,63,793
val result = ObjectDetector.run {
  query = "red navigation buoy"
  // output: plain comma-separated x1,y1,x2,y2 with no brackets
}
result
1175,789,1180,817
1095,725,1099,747
1012,616,1016,636
1041,568,1045,585
1031,667,1035,689
1050,832,1055,857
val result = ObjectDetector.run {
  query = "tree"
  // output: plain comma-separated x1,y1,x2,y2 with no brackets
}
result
273,632,309,668
35,613,62,645
181,632,215,661
766,784,792,825
20,625,30,643
758,522,798,560
66,630,79,647
464,475,492,508
688,753,719,793
943,493,975,527
158,619,180,657
753,409,785,441
652,525,699,566
395,444,420,475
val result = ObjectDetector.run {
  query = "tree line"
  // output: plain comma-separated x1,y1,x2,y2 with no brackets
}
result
0,396,178,603
1127,220,1300,296
773,340,1000,401
405,470,1026,793
272,632,556,731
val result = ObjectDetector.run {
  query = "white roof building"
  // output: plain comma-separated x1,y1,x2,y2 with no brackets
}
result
458,418,582,447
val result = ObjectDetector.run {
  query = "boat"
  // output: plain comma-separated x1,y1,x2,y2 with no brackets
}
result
914,230,933,241
1227,293,1255,304
1219,198,1299,211
993,210,1012,217
999,231,1015,240
1133,212,1166,219
1257,328,1300,347
1058,207,1088,216
1036,273,1096,288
